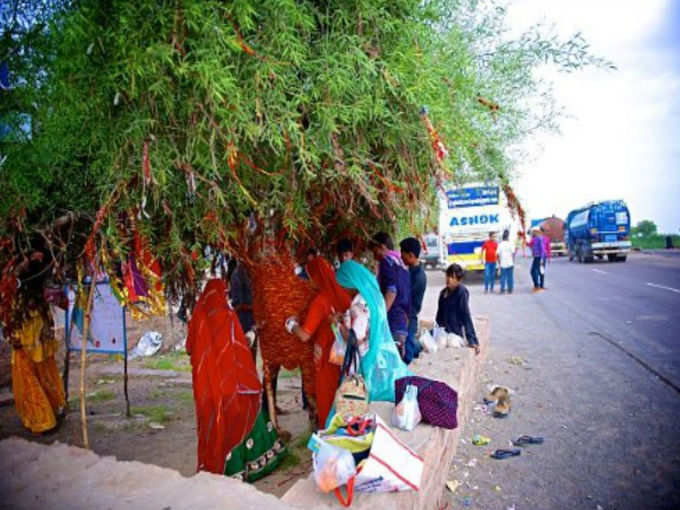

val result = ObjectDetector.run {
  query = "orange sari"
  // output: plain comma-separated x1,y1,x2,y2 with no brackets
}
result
10,308,65,434
302,257,351,427
186,279,262,473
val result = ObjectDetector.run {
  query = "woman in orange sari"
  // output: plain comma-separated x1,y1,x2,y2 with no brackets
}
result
288,257,351,428
186,279,264,475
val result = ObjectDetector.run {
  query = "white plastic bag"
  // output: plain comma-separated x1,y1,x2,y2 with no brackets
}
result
391,384,422,431
312,437,357,493
433,326,448,349
418,329,437,353
446,333,466,348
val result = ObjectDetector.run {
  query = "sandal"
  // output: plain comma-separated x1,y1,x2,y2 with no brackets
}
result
512,435,544,446
493,395,511,418
490,448,521,460
484,386,509,404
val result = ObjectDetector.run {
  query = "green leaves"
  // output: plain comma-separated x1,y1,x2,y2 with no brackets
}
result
0,0,610,291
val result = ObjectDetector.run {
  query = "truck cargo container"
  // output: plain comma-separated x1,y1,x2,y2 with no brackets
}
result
566,200,631,263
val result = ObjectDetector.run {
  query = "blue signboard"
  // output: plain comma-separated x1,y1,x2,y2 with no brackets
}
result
446,186,499,209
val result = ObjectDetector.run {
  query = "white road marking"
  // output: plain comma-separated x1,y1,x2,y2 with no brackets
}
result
591,269,608,274
646,282,680,294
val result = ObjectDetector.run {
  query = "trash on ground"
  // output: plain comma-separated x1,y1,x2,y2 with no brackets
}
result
174,337,187,352
472,434,491,446
508,356,526,366
494,485,502,492
466,458,478,467
149,422,165,430
129,331,163,359
445,480,461,493
96,378,116,385
463,496,472,507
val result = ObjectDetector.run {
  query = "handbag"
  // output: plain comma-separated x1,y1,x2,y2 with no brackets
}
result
395,376,458,429
334,329,369,420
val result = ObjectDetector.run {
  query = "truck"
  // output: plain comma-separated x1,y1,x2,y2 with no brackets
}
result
438,183,515,271
530,216,567,256
420,233,442,269
566,200,631,263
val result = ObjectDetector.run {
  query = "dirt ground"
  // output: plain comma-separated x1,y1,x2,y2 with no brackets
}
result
0,311,313,498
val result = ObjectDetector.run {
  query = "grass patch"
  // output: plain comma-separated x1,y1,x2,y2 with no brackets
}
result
87,390,116,402
632,235,680,250
294,431,313,449
279,367,300,379
143,352,192,373
131,405,173,424
69,389,115,408
278,450,301,471
173,389,194,403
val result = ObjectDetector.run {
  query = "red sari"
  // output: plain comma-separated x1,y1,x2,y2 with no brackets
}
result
302,257,352,427
186,279,262,473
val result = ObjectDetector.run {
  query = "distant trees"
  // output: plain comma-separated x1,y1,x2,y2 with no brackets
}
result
632,220,658,238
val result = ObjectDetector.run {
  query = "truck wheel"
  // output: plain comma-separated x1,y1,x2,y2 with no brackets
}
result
607,254,616,262
618,255,627,262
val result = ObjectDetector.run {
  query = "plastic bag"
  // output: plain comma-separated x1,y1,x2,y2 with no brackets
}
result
312,438,357,493
129,331,162,359
328,323,346,366
418,329,438,353
446,333,465,348
432,327,448,350
391,384,422,431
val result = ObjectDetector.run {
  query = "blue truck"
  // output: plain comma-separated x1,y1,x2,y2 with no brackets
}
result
566,200,631,263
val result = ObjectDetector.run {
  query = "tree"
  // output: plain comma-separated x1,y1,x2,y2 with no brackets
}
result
632,220,657,238
1,0,611,303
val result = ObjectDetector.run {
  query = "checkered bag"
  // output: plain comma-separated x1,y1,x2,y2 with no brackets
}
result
395,376,458,429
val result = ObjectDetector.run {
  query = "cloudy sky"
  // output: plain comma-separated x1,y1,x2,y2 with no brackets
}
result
505,0,680,233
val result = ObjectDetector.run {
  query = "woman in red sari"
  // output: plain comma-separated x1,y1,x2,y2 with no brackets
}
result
186,279,264,475
289,257,351,427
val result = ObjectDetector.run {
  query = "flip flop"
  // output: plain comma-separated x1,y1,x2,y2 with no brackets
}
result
490,448,521,460
512,435,544,446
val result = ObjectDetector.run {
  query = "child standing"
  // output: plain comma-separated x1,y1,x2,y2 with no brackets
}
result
435,264,480,355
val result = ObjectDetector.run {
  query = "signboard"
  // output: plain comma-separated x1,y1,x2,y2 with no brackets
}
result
66,282,127,354
446,186,499,209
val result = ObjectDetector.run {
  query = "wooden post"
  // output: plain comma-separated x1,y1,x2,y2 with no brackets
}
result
62,301,77,405
123,348,130,417
79,274,98,449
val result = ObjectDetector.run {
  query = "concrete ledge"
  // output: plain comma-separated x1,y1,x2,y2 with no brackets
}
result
0,438,330,510
282,316,489,510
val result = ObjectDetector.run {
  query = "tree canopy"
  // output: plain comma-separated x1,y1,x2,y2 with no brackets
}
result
0,0,610,299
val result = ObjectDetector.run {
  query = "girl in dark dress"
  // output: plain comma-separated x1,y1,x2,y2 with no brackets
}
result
435,264,480,355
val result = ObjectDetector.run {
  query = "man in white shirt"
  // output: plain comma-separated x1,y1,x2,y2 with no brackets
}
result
497,230,516,294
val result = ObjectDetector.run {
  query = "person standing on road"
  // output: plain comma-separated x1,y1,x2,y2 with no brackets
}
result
540,227,551,290
480,232,499,293
399,237,426,364
528,228,546,292
371,232,411,360
498,230,515,294
435,264,480,355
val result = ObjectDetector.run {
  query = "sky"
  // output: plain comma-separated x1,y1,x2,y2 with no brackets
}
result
505,0,680,233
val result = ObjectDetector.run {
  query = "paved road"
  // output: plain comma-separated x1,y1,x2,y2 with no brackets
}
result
423,252,680,510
